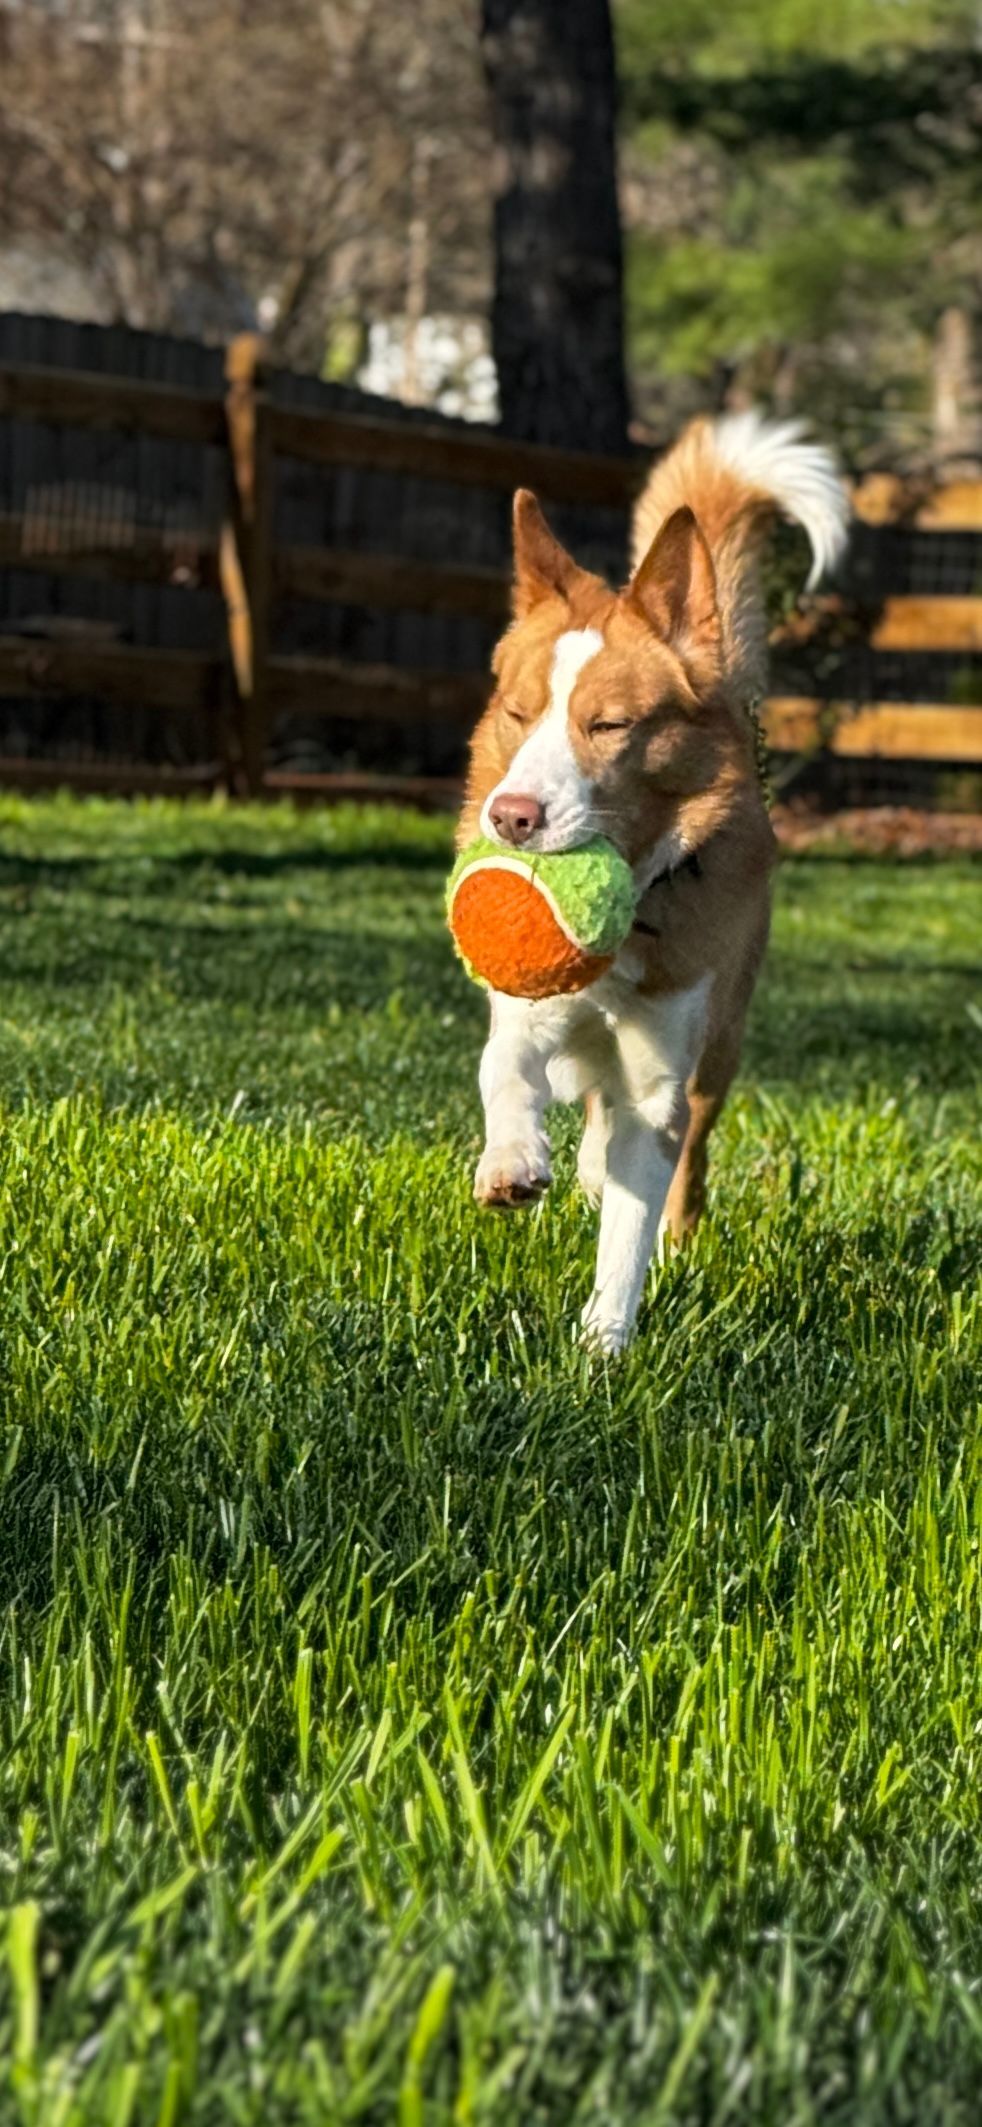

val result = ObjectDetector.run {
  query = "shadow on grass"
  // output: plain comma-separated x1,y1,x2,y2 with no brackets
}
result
776,850,982,871
1,845,976,898
746,994,979,1094
0,842,450,894
778,953,982,978
0,893,977,1095
1,914,464,1017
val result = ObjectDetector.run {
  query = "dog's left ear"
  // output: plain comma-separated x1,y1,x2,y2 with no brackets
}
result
512,489,588,618
627,506,722,686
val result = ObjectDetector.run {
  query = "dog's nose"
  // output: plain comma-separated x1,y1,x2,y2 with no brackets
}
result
488,792,545,846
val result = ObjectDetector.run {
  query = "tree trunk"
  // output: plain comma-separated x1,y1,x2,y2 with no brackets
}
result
932,306,981,475
481,0,630,452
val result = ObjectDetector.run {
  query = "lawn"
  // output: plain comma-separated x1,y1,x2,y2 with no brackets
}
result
0,794,979,2125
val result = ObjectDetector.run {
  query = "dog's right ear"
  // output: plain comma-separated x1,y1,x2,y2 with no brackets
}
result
512,490,584,617
627,505,722,689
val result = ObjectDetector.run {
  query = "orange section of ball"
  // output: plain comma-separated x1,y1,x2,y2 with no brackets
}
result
451,868,612,999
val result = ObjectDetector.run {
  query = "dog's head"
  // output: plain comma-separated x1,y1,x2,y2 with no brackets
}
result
468,491,725,866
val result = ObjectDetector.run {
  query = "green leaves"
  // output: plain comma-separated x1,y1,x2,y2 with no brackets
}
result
398,1964,456,2127
617,0,981,449
8,1901,40,2091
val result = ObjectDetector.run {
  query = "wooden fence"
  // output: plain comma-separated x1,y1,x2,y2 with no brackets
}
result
1,328,981,802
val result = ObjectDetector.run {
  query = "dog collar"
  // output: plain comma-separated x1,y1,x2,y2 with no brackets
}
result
632,846,703,937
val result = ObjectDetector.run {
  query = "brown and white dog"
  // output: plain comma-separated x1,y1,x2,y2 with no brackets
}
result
458,413,849,1351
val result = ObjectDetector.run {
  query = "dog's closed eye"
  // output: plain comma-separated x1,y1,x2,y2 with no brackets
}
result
500,696,534,726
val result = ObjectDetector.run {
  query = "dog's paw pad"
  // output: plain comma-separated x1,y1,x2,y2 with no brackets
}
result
474,1144,551,1211
487,1178,547,1209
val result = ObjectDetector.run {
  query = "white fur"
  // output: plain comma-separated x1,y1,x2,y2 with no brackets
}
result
474,990,574,1206
480,627,601,852
580,1116,677,1352
712,410,849,588
475,973,712,1353
582,974,712,1349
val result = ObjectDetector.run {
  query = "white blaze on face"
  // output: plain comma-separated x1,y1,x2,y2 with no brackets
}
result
481,627,602,852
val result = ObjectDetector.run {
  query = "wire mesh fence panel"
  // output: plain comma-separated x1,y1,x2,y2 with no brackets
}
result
0,313,228,777
0,314,979,806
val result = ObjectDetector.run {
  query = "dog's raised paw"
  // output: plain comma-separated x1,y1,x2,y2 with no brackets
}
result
474,1142,551,1211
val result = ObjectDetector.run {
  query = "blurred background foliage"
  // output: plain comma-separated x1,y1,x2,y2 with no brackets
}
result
617,0,982,460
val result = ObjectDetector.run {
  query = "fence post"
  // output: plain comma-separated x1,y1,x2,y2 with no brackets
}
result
221,333,272,796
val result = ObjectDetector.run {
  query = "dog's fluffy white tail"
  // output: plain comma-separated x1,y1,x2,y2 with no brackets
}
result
631,410,850,697
710,411,849,588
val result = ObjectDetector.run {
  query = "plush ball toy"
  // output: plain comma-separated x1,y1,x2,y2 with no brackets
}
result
447,833,636,1000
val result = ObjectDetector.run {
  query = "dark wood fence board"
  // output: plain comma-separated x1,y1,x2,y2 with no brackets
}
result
263,770,460,807
0,364,227,445
0,513,221,590
268,403,640,506
0,756,223,794
0,638,222,713
268,653,489,724
275,546,509,620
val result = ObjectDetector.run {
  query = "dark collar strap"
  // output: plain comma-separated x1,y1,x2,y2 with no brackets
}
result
650,846,702,890
632,846,702,938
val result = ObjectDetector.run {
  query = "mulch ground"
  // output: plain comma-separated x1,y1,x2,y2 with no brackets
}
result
772,804,982,857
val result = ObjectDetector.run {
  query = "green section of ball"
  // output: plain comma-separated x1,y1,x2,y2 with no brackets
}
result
446,833,636,956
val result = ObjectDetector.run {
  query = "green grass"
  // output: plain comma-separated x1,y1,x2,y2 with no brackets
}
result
0,794,979,2125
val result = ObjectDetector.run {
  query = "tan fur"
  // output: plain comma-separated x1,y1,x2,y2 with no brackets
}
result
632,417,777,703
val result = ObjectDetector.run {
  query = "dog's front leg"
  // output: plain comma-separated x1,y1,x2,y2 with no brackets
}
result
580,1080,688,1353
579,982,709,1351
474,992,567,1209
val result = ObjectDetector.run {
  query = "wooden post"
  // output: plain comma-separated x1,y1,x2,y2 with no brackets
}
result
932,307,981,478
221,332,272,796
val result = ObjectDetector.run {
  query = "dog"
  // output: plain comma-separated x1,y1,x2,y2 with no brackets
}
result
457,413,849,1352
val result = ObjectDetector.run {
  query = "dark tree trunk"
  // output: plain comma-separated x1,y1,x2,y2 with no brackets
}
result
481,0,630,453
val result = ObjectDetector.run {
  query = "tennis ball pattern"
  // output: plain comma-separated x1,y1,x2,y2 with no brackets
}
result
447,835,636,1000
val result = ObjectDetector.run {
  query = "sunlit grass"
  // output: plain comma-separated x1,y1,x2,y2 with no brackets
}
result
0,797,979,2122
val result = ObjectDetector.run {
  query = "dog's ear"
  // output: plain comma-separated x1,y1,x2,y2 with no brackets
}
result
627,506,722,685
512,490,585,617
